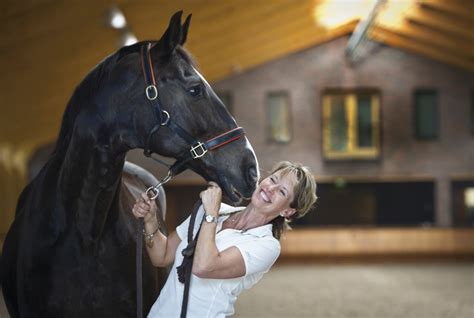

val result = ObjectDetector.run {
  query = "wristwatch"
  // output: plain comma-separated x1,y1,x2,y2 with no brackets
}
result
204,214,218,224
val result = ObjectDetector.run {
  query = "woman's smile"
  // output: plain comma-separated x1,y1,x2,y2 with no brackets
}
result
259,189,271,203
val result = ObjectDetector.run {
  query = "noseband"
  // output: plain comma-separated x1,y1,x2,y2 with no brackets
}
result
140,42,245,199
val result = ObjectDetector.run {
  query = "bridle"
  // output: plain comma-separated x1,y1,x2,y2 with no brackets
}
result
136,42,245,318
139,42,245,199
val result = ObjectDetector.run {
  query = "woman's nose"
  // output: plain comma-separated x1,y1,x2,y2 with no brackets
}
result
267,183,278,192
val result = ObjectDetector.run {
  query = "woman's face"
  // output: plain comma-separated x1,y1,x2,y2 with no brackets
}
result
250,169,297,218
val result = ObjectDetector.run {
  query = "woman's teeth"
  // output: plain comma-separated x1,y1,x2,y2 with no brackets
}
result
260,190,271,203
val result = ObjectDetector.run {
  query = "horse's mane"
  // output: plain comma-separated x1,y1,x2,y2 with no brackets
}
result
51,43,143,158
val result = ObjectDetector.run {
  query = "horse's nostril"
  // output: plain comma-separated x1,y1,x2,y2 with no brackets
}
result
247,165,258,184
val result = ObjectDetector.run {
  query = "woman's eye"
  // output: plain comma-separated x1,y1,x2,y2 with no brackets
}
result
270,177,276,183
280,190,286,196
187,85,201,97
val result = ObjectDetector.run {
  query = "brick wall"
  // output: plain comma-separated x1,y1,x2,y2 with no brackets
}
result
211,36,474,226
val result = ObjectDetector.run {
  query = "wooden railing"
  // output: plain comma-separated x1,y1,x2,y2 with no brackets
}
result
280,228,474,258
2,228,474,259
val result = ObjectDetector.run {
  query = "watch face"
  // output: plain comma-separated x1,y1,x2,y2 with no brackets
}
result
206,214,215,223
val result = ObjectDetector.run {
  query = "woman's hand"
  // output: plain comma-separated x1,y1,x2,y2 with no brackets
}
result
132,192,158,225
200,181,222,217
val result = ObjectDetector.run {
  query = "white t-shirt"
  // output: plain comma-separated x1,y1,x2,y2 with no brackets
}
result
147,203,281,318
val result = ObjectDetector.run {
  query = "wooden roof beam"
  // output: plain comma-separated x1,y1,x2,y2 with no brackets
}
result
203,21,357,82
194,2,330,79
183,0,299,52
369,25,474,71
190,0,313,60
417,0,474,22
405,5,474,41
393,21,474,59
123,0,241,40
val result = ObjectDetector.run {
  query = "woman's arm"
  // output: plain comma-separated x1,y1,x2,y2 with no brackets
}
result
132,193,181,267
192,182,246,279
193,227,246,279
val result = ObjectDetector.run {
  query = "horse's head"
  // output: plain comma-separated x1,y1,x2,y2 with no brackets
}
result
100,11,258,203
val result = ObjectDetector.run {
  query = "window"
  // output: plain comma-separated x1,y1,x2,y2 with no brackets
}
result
414,90,438,140
292,181,435,227
452,181,474,227
322,90,380,159
470,89,474,136
465,188,474,225
216,91,233,114
266,92,291,143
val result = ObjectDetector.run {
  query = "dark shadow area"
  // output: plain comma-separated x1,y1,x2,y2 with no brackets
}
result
293,181,435,227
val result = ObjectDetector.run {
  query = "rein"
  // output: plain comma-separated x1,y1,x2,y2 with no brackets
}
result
136,42,245,318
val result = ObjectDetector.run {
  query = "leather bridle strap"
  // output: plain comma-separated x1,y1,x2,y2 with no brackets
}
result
206,127,246,151
141,41,208,158
140,41,246,194
167,126,245,177
140,42,163,156
140,42,245,164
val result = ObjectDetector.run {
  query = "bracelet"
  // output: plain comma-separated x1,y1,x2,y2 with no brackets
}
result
143,225,159,248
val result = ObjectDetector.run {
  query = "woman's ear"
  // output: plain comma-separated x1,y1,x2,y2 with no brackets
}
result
280,208,296,219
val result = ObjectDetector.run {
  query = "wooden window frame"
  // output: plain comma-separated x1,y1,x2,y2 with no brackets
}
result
322,89,381,160
266,91,292,143
470,89,474,136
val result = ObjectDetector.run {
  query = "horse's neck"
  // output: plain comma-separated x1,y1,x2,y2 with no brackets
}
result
58,134,126,245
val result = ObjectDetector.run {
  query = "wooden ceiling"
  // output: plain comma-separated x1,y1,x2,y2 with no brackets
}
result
0,0,472,235
0,0,473,149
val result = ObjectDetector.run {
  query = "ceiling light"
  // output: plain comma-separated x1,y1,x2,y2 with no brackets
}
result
120,30,138,47
314,0,378,28
108,6,127,29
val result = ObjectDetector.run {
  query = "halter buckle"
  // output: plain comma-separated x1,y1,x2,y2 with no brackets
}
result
190,142,208,159
145,85,158,100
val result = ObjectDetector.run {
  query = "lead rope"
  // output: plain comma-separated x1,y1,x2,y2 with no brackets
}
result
177,199,203,318
137,218,144,318
135,195,201,318
177,203,241,318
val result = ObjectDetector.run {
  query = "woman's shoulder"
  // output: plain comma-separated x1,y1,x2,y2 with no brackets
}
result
245,227,281,251
260,234,281,250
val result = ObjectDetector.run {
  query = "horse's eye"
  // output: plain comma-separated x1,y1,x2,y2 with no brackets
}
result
187,85,202,97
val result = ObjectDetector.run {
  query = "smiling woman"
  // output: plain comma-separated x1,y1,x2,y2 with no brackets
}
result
266,161,319,239
132,160,318,317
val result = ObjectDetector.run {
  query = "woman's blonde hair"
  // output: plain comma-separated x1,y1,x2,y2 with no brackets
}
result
269,161,318,239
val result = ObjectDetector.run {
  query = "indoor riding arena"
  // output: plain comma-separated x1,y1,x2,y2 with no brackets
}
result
1,1,473,318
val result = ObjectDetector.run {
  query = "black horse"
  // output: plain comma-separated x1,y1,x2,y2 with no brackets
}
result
1,12,259,317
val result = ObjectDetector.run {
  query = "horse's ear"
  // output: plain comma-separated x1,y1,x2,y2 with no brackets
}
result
155,11,183,57
181,14,192,45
